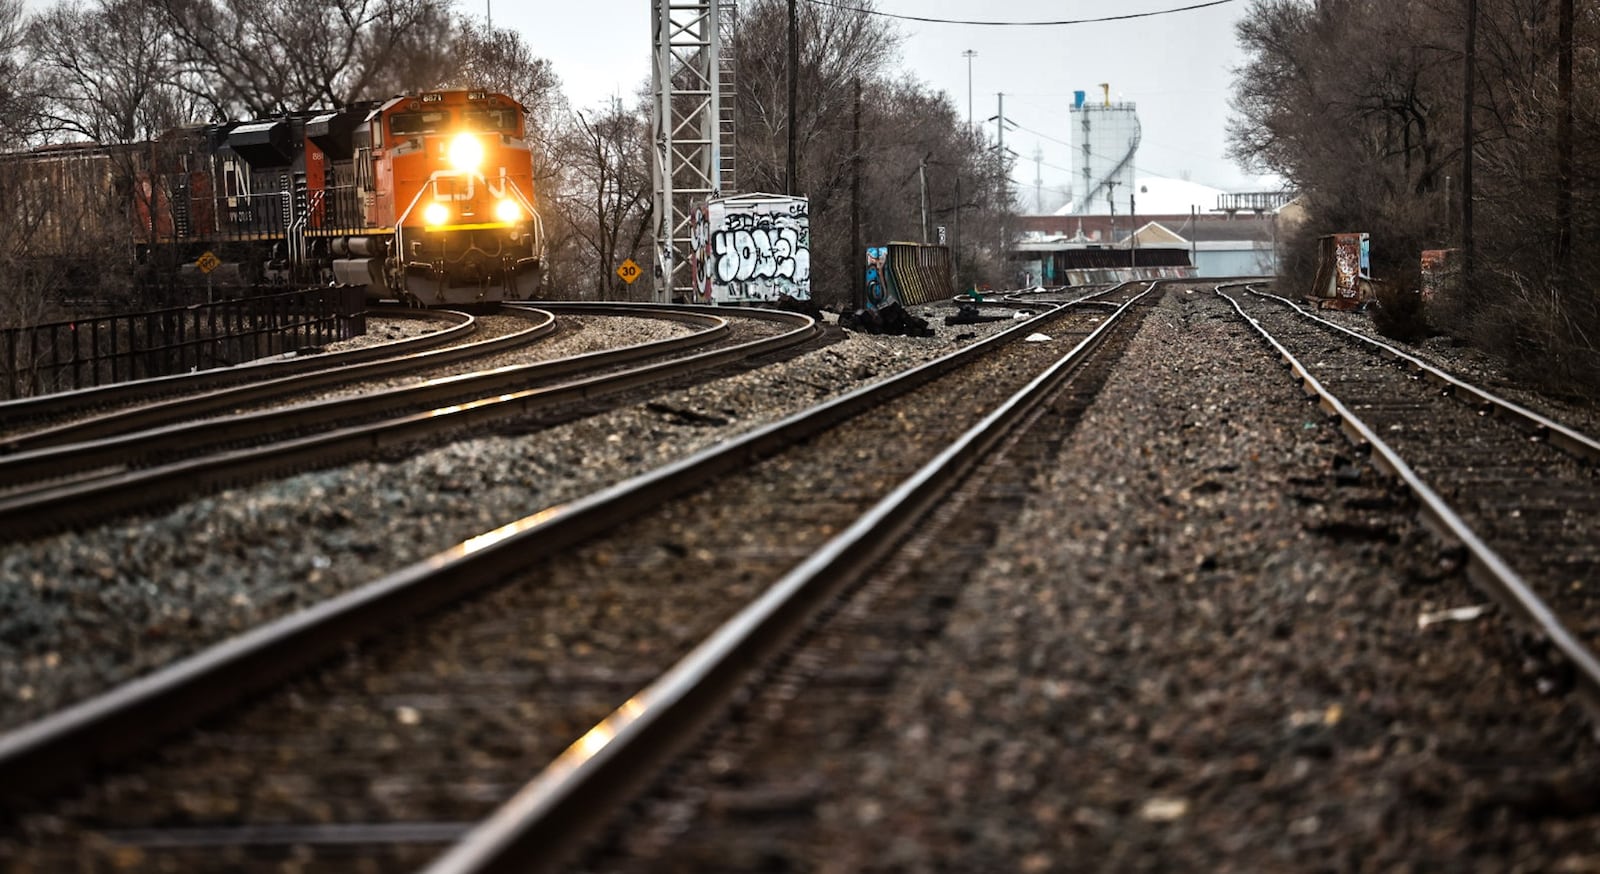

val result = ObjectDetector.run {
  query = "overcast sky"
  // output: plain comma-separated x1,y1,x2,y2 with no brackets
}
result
483,0,1277,205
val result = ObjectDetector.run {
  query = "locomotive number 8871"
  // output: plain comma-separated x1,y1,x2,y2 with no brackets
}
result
138,89,545,306
329,90,544,305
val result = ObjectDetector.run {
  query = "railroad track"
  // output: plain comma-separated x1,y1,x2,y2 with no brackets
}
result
0,304,814,540
1220,285,1600,710
0,306,558,451
0,283,1159,871
0,306,474,433
575,287,1151,873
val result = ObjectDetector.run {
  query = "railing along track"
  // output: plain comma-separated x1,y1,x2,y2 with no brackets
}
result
0,306,557,452
0,306,472,429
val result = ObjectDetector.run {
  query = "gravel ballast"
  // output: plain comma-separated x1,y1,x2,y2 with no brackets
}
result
0,306,1018,730
804,288,1600,870
5,286,1598,871
592,287,1600,872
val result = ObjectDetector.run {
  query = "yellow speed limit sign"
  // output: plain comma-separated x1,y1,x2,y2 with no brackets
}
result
196,251,221,274
616,258,641,284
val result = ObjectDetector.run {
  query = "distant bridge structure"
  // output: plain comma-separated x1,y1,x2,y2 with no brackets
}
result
1215,191,1296,215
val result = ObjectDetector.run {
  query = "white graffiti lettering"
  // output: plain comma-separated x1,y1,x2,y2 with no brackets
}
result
712,224,809,287
692,199,812,302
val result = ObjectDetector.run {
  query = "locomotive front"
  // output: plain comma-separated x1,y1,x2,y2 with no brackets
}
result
369,91,544,305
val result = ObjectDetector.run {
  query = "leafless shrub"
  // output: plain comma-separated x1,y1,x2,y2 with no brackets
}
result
1231,0,1600,399
1369,276,1428,343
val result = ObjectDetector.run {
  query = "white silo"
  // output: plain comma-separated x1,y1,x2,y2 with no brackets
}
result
1069,84,1142,218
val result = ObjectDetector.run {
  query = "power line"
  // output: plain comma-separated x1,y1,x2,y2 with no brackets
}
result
999,113,1227,183
803,0,1236,27
1004,104,1212,164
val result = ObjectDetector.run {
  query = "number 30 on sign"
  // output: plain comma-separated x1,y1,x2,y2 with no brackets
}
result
616,258,641,284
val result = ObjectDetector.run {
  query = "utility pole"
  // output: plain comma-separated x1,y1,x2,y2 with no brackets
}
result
995,92,1005,156
962,50,977,130
919,156,930,244
1461,0,1477,278
1106,180,1119,243
787,0,798,195
1190,206,1197,270
996,92,1007,252
1556,0,1573,291
1033,146,1043,214
851,78,863,309
954,174,962,277
1129,191,1137,269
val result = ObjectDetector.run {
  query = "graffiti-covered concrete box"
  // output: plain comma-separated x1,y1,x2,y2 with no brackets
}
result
689,193,811,304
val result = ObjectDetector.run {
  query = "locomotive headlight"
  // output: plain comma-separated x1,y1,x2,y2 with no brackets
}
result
423,202,449,227
448,133,485,171
494,198,520,223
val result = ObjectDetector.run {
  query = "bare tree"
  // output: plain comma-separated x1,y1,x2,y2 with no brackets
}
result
0,0,69,344
154,0,454,116
549,98,655,300
1229,0,1600,390
438,22,565,123
735,0,898,196
730,0,1013,305
0,0,45,144
29,0,201,144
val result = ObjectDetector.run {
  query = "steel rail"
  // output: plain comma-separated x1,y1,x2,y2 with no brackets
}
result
420,286,1158,874
2,308,558,451
0,309,810,540
0,307,731,490
1217,285,1600,718
0,306,473,426
1244,285,1600,464
0,292,1112,808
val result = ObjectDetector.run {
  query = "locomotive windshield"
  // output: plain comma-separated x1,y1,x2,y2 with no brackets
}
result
390,110,450,136
463,108,520,135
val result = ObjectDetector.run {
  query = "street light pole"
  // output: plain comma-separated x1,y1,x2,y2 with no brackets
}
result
962,50,977,130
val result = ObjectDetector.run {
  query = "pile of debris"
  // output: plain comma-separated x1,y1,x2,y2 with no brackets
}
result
942,303,1008,326
837,302,934,337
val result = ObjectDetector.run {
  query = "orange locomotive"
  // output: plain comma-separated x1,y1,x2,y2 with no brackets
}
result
136,89,545,306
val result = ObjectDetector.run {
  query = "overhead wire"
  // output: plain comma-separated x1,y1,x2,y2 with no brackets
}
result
802,0,1238,27
812,1,1256,204
994,93,1240,190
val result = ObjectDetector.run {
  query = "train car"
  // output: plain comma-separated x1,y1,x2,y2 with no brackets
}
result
134,89,546,306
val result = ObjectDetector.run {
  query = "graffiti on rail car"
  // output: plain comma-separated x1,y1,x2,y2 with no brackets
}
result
862,242,953,309
690,193,811,303
865,246,889,307
1420,248,1457,305
1312,232,1371,309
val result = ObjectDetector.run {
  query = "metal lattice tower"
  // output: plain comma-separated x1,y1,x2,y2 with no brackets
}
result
652,0,736,302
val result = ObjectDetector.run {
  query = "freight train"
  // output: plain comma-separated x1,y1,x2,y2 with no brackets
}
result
6,89,545,308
